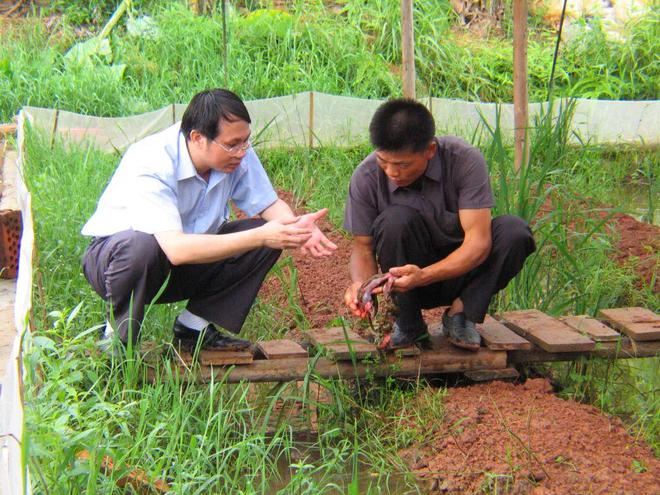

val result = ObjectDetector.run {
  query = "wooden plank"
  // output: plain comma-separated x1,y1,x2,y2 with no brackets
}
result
598,307,660,342
508,338,660,363
560,315,621,342
140,341,254,366
478,315,533,350
147,344,508,384
465,368,519,382
501,309,595,352
256,339,308,359
305,327,377,361
395,345,421,357
199,349,253,366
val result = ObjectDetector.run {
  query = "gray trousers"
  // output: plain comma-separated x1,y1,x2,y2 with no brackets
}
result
82,218,281,344
373,206,536,328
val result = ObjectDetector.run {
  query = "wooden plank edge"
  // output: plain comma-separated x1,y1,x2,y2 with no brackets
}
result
144,348,507,384
256,340,308,359
477,328,533,350
508,339,660,364
465,368,519,382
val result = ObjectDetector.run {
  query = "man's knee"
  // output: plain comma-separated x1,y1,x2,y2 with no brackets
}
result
113,230,163,263
373,204,423,240
105,230,169,290
492,215,535,254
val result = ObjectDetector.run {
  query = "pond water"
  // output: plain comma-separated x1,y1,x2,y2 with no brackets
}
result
611,184,658,226
267,440,422,494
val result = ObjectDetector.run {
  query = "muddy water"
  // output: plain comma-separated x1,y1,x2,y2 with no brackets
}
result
268,444,421,494
612,184,658,226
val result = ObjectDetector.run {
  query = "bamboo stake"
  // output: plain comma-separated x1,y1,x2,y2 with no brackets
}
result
308,91,315,148
513,0,529,171
98,0,131,41
221,0,228,87
401,0,416,99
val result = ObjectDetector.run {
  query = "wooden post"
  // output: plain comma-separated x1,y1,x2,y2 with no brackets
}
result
401,0,416,99
221,0,228,87
308,91,315,148
513,0,529,171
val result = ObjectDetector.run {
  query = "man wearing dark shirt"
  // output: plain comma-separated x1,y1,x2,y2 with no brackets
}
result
343,99,535,351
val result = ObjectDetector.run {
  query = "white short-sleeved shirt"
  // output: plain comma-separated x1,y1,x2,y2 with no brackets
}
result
81,123,278,237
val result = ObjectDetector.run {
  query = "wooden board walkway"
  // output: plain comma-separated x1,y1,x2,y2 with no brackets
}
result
143,307,660,384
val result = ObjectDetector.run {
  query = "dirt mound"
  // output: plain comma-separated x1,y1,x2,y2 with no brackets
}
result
602,211,659,292
401,379,660,494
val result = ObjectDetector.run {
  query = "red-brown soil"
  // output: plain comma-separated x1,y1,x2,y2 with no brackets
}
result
257,191,659,494
401,379,660,494
261,191,658,330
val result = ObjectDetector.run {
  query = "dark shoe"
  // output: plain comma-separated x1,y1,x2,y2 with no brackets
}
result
442,311,481,351
379,322,429,350
172,319,252,351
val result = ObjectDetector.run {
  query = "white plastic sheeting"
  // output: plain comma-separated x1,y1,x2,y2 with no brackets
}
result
0,110,33,495
20,93,659,152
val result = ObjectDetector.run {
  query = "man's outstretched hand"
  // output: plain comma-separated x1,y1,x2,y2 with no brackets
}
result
292,208,338,257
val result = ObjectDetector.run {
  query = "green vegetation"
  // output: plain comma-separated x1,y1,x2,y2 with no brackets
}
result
2,0,659,121
22,103,658,490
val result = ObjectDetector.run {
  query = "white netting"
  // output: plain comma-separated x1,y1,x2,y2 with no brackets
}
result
20,93,659,153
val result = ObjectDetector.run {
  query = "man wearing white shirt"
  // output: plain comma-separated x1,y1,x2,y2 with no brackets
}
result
82,89,336,351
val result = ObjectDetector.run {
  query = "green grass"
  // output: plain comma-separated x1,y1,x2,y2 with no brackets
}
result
21,104,659,491
1,1,658,121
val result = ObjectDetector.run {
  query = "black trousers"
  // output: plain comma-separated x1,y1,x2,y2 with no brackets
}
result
373,205,535,329
82,218,281,344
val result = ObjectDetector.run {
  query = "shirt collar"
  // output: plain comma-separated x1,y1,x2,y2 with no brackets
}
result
175,128,198,181
387,143,442,192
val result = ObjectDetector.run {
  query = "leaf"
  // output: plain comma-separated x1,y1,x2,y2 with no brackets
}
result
66,301,84,325
32,335,57,352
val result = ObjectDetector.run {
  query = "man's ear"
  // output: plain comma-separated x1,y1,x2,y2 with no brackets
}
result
424,140,437,160
188,129,205,147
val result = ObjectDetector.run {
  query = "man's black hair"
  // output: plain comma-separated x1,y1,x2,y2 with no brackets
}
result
181,89,251,141
369,98,435,152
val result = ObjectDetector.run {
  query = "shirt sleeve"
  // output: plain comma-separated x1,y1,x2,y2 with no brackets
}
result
455,146,494,210
230,149,278,217
343,165,379,236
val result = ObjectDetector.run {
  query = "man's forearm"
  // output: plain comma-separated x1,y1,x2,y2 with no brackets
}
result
260,198,295,222
349,243,378,284
419,239,491,286
155,229,264,266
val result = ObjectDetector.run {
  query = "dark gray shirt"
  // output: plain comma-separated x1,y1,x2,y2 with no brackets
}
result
343,136,494,245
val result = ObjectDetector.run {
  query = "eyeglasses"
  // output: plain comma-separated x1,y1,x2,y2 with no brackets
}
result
211,138,252,155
